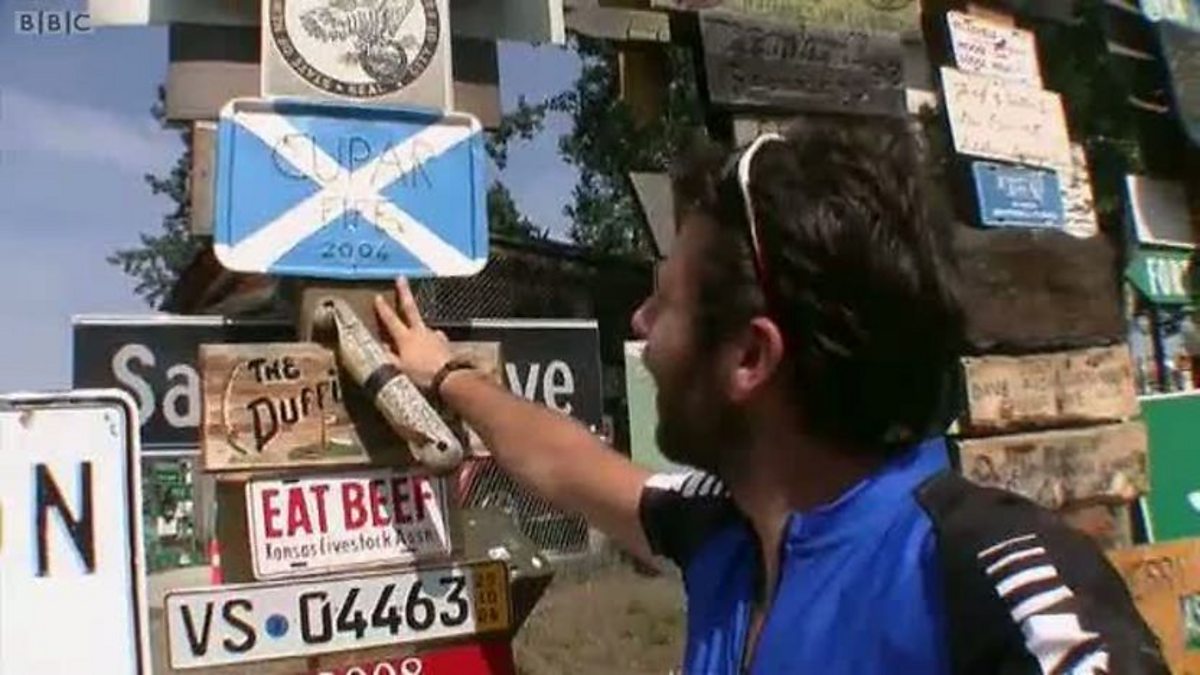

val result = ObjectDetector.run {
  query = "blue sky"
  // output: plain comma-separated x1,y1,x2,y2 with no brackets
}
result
0,0,580,390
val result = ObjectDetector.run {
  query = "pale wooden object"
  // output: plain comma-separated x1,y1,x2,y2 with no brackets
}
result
947,11,1041,85
166,61,258,121
1108,540,1200,675
941,67,1072,169
189,121,216,236
1061,143,1100,238
958,422,1149,509
961,345,1139,434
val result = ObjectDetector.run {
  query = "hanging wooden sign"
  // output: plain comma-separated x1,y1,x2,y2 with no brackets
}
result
1108,539,1200,675
961,345,1139,435
189,122,216,236
947,11,1042,86
261,0,454,110
941,67,1072,169
958,421,1149,509
200,342,498,472
699,12,906,117
648,0,920,32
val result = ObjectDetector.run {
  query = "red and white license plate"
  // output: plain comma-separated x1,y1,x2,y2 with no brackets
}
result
165,561,509,669
246,468,453,579
311,640,515,675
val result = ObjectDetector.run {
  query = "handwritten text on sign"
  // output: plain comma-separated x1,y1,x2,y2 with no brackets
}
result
942,67,1071,169
247,469,452,580
947,11,1041,86
700,12,905,117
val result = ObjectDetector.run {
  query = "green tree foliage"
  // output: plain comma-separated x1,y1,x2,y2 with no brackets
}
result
107,86,203,309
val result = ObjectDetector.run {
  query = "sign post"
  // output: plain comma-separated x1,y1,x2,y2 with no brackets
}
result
0,391,150,674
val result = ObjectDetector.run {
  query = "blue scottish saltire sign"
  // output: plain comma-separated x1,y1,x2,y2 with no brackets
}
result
971,161,1066,229
213,99,488,279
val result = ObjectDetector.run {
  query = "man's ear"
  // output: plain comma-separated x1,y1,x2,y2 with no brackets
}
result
726,317,786,404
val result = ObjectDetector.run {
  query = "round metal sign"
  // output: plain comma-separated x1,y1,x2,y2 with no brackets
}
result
268,0,441,99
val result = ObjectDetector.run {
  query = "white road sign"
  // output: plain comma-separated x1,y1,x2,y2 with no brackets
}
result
165,560,510,669
0,391,149,674
247,469,453,580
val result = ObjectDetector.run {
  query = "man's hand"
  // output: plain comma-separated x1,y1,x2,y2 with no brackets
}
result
374,278,452,390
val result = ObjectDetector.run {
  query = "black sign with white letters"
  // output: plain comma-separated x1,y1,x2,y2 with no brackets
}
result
72,316,293,451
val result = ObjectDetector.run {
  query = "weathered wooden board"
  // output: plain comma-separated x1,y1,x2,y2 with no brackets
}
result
1127,175,1198,249
947,10,1041,86
189,122,216,236
565,5,670,41
648,0,920,32
959,422,1149,509
699,11,906,117
201,342,499,472
1108,540,1200,675
941,67,1072,169
1060,144,1099,239
961,346,1139,435
952,225,1126,352
166,61,259,121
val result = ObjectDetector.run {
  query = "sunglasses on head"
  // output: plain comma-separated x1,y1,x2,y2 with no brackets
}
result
718,133,786,310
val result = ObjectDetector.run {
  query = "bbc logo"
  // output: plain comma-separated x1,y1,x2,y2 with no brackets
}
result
14,10,92,35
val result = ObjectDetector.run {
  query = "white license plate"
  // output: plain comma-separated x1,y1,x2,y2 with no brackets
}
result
165,561,509,669
246,469,453,579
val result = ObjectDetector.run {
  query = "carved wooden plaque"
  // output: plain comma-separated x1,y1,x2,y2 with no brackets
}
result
201,342,499,472
941,67,1072,169
958,422,1149,509
961,346,1139,435
699,12,906,117
1108,540,1200,675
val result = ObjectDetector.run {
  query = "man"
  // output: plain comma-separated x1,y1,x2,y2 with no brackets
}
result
375,118,1166,673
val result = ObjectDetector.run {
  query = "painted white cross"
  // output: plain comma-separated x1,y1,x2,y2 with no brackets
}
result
214,111,482,275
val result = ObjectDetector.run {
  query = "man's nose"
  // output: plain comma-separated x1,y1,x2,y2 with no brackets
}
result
631,299,650,339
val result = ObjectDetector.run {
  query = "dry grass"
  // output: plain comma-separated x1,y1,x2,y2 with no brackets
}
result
514,556,686,675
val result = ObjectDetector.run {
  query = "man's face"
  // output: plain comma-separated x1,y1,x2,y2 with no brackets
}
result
632,217,747,476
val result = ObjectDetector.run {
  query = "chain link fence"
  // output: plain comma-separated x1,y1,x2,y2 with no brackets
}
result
424,237,654,556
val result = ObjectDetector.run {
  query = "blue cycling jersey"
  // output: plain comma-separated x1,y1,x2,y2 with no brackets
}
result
638,438,1166,675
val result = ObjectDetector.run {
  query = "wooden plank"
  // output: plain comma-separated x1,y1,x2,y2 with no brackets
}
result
961,346,1139,435
648,0,920,32
1060,144,1100,238
1127,175,1198,249
958,422,1149,509
166,61,258,121
1108,540,1200,675
619,44,669,124
952,225,1126,352
698,11,906,117
941,67,1072,169
201,342,499,472
189,122,216,236
565,5,670,41
947,10,1042,86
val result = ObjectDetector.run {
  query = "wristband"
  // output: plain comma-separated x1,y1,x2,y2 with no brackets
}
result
430,359,476,408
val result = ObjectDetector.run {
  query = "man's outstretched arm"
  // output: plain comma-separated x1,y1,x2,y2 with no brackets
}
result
375,278,656,564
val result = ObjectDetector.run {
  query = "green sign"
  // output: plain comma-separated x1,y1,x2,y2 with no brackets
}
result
1144,392,1200,541
1127,248,1198,305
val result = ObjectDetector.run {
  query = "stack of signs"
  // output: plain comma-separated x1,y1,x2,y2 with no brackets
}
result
935,8,1149,549
942,10,1099,236
166,337,513,671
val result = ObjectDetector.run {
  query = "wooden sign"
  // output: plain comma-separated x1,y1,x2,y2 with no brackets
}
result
648,0,920,32
200,342,498,472
311,641,516,675
1060,144,1099,238
261,0,453,110
961,345,1138,435
1127,175,1198,249
245,468,454,580
699,12,906,117
958,421,1149,509
952,225,1126,352
1108,540,1200,674
941,67,1072,169
189,122,216,236
947,11,1042,86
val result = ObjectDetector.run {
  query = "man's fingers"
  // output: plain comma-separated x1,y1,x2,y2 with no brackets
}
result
395,278,427,330
375,294,408,342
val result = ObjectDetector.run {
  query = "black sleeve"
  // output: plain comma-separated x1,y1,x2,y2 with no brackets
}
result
917,470,1171,675
638,472,739,569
